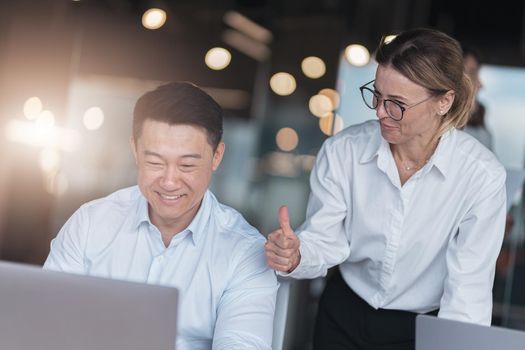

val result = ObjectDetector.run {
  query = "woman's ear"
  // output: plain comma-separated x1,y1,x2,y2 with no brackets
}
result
437,90,455,115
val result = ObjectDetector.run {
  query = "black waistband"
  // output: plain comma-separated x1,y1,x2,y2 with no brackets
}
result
332,268,439,317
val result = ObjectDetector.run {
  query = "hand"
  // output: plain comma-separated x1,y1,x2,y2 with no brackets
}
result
265,205,301,273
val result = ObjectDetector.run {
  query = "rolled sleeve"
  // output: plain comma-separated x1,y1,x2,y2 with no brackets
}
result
43,206,88,274
212,238,278,350
281,140,350,279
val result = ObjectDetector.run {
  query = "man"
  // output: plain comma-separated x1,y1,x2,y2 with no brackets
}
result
462,45,493,150
44,82,278,350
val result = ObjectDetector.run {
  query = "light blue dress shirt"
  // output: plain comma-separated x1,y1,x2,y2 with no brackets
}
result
44,186,278,350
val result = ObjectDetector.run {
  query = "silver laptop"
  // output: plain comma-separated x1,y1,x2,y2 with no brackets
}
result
0,261,178,350
416,314,525,350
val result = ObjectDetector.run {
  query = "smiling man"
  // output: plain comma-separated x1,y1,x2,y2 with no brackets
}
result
44,82,278,350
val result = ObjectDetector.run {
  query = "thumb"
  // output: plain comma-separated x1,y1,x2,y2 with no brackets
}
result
278,205,295,237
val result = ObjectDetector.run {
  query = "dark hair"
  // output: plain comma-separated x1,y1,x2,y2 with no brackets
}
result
468,100,486,127
375,28,475,137
133,81,223,150
461,44,483,64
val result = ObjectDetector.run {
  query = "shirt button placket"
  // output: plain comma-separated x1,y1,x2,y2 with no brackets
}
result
147,254,165,284
378,193,403,305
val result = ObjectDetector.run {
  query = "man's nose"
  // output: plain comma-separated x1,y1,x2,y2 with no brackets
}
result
160,167,180,190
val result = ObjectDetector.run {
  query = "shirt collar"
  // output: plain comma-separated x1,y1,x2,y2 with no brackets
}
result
428,127,455,178
358,121,454,178
185,190,213,246
134,193,150,228
133,189,213,247
359,121,383,165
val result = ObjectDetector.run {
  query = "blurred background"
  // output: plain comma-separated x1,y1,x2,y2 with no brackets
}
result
0,0,524,348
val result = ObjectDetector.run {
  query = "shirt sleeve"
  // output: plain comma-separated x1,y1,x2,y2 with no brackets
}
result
438,169,506,325
212,238,278,350
280,140,351,279
43,206,88,274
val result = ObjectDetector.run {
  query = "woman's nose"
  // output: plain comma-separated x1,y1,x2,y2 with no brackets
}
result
375,100,389,120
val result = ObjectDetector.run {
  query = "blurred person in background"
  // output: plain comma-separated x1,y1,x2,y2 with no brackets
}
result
266,28,506,350
463,45,521,318
44,82,278,350
462,45,493,150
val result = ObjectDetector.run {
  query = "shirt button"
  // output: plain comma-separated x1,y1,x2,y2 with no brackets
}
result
156,255,164,262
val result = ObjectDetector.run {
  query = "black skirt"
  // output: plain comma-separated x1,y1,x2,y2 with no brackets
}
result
313,269,438,350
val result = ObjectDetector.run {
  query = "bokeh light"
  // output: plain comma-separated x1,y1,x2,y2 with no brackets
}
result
318,88,340,111
35,110,55,130
142,8,167,30
344,44,370,67
83,106,105,131
319,113,344,136
23,96,43,120
39,148,61,174
308,94,333,118
276,127,299,152
301,56,326,79
205,47,232,70
270,72,296,96
384,34,397,44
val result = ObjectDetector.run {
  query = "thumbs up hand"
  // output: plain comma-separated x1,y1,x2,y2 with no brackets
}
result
265,205,301,273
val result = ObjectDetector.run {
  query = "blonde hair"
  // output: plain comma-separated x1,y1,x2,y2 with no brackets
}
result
375,28,474,139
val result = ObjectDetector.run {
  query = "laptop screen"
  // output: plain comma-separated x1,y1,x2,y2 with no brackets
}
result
0,261,178,350
416,314,525,350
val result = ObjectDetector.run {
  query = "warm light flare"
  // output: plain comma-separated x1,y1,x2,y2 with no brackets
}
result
276,127,299,152
39,148,61,173
318,88,340,110
35,110,55,130
270,72,296,96
384,35,397,44
319,113,344,136
205,47,232,70
142,8,167,30
344,44,370,67
83,107,105,130
23,97,43,120
301,56,326,79
309,94,333,118
6,119,80,152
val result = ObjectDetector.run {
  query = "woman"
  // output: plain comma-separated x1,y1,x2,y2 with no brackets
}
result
265,28,506,350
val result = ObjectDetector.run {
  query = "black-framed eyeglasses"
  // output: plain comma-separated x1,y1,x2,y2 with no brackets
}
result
359,79,435,121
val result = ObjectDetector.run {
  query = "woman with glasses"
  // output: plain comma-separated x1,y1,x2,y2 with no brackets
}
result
265,28,506,349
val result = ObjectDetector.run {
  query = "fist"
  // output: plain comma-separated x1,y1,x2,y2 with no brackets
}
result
265,205,301,273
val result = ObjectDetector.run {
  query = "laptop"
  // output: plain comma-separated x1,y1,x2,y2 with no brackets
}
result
0,261,178,350
416,314,525,350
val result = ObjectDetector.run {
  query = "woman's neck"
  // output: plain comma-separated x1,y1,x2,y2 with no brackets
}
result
391,136,438,164
391,138,439,179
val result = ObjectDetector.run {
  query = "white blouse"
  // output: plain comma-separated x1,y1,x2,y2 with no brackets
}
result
285,120,506,325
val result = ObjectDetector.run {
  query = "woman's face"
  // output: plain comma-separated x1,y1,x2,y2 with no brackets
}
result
373,64,444,146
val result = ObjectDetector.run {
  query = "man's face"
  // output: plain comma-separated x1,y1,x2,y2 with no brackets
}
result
463,54,481,94
131,120,224,235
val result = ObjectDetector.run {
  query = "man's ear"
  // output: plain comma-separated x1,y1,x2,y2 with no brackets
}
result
130,136,138,165
212,141,225,171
